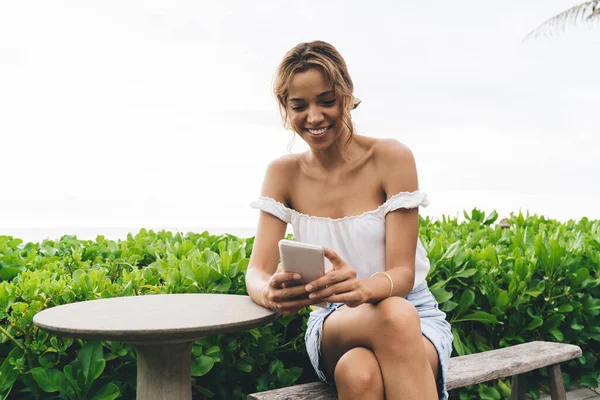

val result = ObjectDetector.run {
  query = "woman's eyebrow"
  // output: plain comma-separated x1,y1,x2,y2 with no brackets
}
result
289,91,334,102
317,90,334,97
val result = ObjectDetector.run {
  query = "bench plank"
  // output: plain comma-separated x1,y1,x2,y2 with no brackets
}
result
248,382,336,400
446,341,581,390
248,341,581,400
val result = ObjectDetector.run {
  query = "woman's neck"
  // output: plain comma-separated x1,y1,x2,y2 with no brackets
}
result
308,129,355,169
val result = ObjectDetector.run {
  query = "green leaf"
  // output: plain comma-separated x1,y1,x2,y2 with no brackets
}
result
62,364,77,394
580,375,599,388
440,300,458,312
549,328,564,341
276,366,302,387
194,262,211,289
191,356,214,377
212,276,232,292
269,360,284,374
482,246,498,266
494,290,510,310
452,328,470,356
573,268,590,287
220,251,231,276
8,238,23,248
548,239,565,266
120,281,134,297
455,268,478,279
0,265,26,281
430,287,453,304
571,322,584,331
181,240,194,256
29,367,73,396
0,347,23,392
483,210,498,225
90,383,120,400
526,318,543,330
77,341,105,383
441,241,461,260
235,258,250,275
479,386,501,400
204,346,220,357
235,361,252,373
497,379,511,398
455,311,499,324
40,246,58,257
454,289,475,318
514,258,528,281
557,304,573,313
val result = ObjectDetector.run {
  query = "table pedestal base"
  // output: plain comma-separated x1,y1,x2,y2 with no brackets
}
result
135,341,193,400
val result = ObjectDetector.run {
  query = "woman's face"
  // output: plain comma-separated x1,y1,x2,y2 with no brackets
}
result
286,68,346,150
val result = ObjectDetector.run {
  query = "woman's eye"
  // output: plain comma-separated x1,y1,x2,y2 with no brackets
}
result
323,99,336,106
291,105,305,111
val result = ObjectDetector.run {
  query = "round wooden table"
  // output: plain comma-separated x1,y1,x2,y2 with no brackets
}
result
33,294,279,400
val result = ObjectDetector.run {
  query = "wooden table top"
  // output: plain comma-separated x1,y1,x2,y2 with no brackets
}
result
33,294,279,344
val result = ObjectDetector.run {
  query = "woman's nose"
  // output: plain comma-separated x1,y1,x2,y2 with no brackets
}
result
307,106,324,125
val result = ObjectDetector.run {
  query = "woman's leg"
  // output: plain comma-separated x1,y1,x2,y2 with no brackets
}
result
321,297,439,400
334,347,384,400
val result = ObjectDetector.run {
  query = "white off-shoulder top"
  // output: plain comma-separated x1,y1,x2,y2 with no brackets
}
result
250,189,431,290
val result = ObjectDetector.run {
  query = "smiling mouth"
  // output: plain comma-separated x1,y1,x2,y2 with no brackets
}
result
306,126,330,136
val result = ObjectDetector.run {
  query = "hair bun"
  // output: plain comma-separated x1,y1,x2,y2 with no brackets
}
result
352,97,362,110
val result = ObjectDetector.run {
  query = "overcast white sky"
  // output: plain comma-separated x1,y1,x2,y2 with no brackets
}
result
1,0,599,240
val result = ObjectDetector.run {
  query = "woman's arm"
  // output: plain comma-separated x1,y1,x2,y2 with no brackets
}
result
368,139,420,301
246,156,312,313
246,158,289,307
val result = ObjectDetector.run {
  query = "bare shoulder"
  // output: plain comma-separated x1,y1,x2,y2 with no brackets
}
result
260,154,301,206
372,138,418,197
373,138,415,162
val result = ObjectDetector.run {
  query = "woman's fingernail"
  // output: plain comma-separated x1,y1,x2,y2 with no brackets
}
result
294,274,301,280
309,293,316,299
305,284,313,291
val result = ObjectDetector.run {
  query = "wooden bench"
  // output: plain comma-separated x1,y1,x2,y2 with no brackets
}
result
248,341,582,400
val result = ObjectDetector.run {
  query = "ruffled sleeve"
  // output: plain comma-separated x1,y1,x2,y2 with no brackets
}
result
383,190,429,215
250,197,292,224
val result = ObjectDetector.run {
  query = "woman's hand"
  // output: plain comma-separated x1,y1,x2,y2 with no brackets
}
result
305,249,371,308
264,266,315,316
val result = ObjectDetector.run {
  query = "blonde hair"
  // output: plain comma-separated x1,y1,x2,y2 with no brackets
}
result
273,41,359,150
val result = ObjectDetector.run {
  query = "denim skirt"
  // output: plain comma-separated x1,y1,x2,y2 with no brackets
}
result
305,281,453,400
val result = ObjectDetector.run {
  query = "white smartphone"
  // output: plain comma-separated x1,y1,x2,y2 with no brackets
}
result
278,239,326,307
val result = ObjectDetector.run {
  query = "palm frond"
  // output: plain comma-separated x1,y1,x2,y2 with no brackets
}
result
587,5,600,20
524,0,599,40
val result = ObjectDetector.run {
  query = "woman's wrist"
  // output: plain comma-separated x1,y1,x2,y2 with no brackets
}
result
363,273,394,304
359,278,377,303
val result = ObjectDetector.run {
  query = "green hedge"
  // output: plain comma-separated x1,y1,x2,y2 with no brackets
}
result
0,209,598,399
422,210,599,399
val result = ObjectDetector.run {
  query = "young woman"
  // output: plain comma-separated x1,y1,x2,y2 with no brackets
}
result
246,41,453,400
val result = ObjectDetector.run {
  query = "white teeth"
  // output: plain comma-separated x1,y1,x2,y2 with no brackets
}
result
307,127,328,135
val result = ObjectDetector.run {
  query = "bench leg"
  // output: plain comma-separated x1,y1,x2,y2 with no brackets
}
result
547,364,567,400
511,374,526,400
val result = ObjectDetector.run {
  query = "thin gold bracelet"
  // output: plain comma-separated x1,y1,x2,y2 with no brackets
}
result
370,271,394,298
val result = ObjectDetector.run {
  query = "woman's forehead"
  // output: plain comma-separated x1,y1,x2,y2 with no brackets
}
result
287,68,333,99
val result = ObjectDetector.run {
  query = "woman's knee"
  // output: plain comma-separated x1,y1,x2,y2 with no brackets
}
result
334,347,383,396
374,297,422,343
